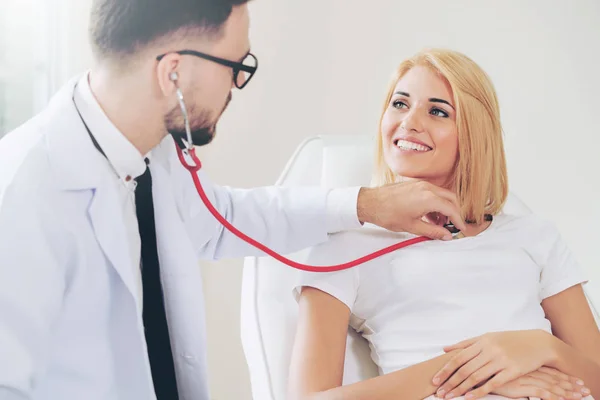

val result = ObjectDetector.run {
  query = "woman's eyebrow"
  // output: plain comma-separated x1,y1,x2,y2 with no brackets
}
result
430,97,455,110
394,91,455,110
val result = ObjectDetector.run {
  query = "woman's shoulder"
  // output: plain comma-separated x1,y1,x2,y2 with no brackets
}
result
490,212,567,253
492,212,559,233
305,224,413,266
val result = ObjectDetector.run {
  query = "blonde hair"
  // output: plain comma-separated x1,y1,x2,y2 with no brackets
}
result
373,49,508,224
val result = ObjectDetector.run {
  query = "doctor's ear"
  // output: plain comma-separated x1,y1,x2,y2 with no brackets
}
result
156,53,182,96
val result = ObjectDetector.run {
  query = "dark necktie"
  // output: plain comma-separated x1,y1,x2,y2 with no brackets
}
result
135,159,179,399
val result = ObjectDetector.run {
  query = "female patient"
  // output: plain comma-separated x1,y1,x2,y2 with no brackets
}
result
288,49,600,400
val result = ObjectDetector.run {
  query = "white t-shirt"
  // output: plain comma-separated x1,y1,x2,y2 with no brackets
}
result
294,213,587,374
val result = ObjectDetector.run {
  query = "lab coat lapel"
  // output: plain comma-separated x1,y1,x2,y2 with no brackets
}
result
45,78,140,307
88,180,139,308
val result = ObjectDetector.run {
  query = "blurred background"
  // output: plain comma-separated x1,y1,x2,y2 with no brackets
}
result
1,0,598,398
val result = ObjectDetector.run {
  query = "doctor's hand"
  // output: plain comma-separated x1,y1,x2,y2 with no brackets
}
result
357,181,466,240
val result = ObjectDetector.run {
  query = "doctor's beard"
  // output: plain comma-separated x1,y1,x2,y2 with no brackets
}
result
165,92,232,147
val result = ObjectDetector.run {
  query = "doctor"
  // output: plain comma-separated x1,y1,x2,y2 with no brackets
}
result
0,0,466,399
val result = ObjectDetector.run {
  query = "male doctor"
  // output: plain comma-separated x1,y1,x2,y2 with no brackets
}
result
0,0,466,399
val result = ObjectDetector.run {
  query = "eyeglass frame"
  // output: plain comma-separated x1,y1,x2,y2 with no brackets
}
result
156,50,258,89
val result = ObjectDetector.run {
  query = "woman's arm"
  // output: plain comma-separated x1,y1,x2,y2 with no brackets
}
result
288,287,577,400
431,285,598,399
429,219,595,399
543,284,600,396
288,286,459,400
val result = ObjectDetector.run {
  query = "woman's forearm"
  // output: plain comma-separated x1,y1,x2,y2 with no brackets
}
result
548,337,600,397
299,351,457,400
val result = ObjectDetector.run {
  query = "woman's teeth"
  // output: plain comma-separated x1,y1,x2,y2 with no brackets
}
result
396,140,431,152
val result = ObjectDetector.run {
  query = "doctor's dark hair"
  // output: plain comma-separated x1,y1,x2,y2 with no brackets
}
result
89,0,251,60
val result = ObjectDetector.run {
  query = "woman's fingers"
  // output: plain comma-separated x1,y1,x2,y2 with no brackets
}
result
433,343,482,386
442,336,481,353
465,369,517,399
520,375,569,398
531,368,589,397
440,361,500,399
537,367,586,388
524,386,567,400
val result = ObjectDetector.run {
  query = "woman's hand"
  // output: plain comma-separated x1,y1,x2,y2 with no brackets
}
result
492,367,589,400
432,330,562,399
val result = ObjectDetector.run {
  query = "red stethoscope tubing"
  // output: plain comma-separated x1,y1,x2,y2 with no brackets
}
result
175,142,432,272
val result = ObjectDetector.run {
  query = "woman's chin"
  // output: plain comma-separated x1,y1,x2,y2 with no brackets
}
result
396,175,420,183
388,168,425,182
389,170,448,187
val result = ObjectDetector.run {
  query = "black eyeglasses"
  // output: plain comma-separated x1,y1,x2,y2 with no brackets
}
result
156,50,258,89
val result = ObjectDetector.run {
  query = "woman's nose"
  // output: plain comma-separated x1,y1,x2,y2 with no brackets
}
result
401,109,424,133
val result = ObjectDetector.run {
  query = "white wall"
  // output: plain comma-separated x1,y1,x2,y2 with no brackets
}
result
0,0,38,135
4,0,598,399
0,0,94,135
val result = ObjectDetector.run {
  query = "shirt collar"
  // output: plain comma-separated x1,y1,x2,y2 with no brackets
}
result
73,72,148,182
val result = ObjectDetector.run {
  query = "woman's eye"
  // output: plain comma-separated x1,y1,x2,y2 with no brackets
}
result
392,100,408,109
431,108,449,118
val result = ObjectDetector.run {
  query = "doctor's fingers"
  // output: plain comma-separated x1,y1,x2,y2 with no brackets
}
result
421,196,466,233
425,212,447,226
411,220,453,241
410,183,466,231
414,181,460,210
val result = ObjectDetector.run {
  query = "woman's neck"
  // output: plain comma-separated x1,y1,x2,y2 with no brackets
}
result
395,175,493,238
396,175,453,191
460,219,493,237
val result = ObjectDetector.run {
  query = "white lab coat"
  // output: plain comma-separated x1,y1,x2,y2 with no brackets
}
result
0,78,338,399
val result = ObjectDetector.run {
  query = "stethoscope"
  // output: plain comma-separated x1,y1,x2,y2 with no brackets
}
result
74,73,471,273
166,71,478,272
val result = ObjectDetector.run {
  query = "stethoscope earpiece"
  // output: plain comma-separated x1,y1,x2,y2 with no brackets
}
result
167,71,193,151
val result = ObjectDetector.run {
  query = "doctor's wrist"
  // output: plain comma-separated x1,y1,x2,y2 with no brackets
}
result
356,187,375,225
